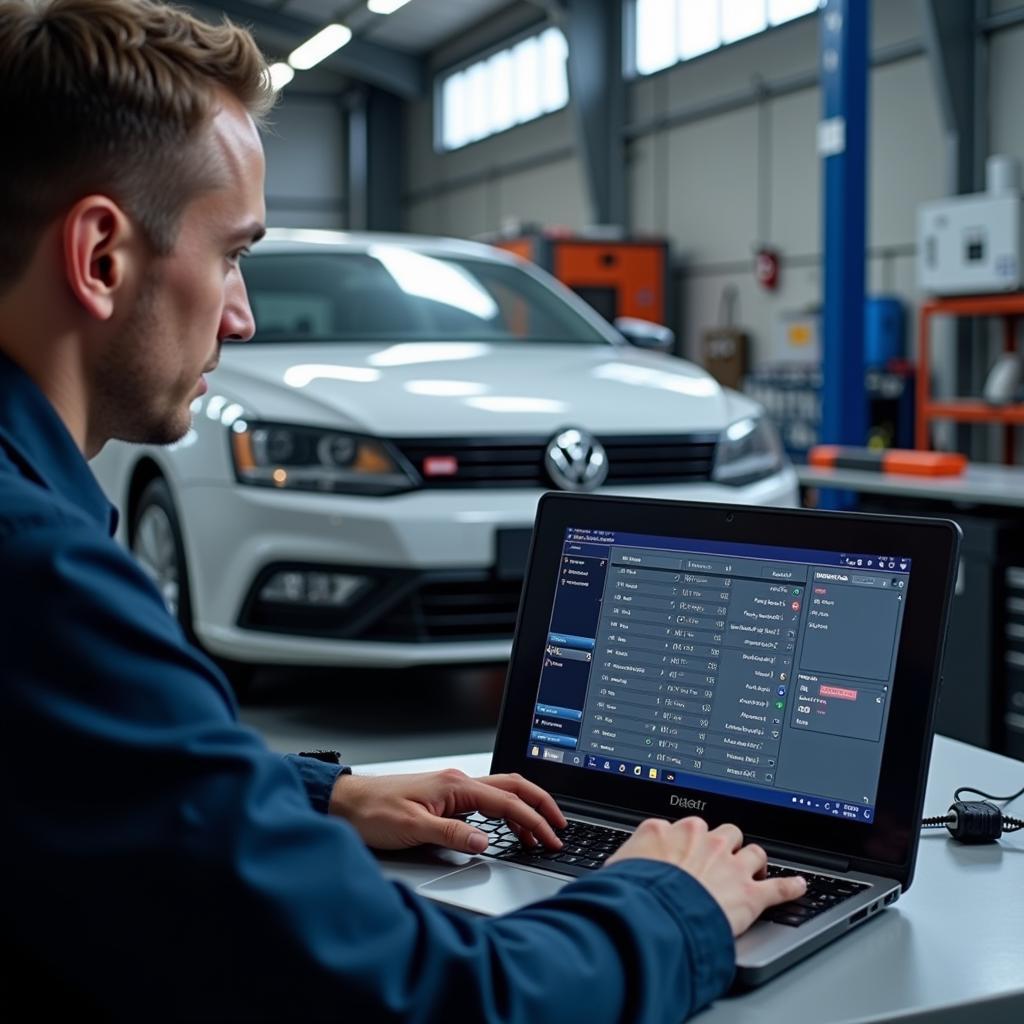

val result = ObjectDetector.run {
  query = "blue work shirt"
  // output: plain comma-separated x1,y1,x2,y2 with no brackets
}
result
0,350,734,1021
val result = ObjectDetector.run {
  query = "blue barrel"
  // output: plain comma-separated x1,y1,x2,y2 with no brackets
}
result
865,296,905,368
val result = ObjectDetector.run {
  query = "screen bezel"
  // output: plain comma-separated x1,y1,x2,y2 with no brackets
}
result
491,493,961,889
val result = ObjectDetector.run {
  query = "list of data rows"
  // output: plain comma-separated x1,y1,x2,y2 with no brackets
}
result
580,555,804,787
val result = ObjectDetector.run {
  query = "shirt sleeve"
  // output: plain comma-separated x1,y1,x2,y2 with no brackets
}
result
282,753,347,814
1,523,734,1022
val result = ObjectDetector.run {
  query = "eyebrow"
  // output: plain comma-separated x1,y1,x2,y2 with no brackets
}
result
230,222,266,247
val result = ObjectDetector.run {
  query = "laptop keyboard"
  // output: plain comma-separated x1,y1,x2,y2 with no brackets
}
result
468,814,870,925
470,815,630,875
759,865,870,926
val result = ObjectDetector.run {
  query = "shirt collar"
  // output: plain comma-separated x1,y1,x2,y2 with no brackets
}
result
0,350,119,535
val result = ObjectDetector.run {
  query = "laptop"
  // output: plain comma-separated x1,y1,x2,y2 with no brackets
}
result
413,493,961,986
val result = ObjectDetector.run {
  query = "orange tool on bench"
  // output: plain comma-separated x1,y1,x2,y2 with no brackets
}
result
809,446,967,477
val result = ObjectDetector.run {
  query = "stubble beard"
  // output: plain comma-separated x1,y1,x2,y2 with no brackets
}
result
94,271,197,447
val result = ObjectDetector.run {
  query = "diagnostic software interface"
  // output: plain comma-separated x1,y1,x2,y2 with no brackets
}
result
526,527,911,823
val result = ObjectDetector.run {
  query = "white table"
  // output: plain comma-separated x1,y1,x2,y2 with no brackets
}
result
359,735,1024,1023
796,463,1024,507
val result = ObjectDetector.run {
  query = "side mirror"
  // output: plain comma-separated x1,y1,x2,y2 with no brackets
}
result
614,316,675,353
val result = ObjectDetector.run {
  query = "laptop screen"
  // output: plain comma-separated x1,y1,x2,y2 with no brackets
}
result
525,526,912,826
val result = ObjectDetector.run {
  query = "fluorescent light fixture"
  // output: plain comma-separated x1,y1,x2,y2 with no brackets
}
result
267,62,294,91
368,0,412,13
288,24,352,70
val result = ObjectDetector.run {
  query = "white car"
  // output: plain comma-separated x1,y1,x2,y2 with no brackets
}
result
91,229,797,673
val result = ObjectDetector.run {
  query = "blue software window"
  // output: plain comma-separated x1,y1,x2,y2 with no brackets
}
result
527,528,911,824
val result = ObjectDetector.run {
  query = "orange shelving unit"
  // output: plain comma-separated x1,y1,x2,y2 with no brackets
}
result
916,292,1024,463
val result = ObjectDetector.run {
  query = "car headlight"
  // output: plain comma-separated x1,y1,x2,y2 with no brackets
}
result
712,416,786,486
229,422,417,495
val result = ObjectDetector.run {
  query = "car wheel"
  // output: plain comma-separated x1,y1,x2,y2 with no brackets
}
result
131,477,254,700
131,477,196,641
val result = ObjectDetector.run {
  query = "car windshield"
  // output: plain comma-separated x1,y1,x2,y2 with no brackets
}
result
240,250,611,345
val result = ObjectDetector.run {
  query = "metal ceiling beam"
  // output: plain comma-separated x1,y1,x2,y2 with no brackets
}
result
561,0,627,228
346,85,404,231
209,0,426,99
919,0,982,194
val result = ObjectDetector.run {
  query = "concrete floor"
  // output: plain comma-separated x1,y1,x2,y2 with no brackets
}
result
238,662,508,767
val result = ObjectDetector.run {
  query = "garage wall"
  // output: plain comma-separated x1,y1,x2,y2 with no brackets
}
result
405,99,588,237
263,90,347,230
404,3,588,238
401,0,1024,373
188,1,349,231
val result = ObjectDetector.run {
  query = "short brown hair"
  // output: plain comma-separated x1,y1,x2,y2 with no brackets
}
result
0,0,274,290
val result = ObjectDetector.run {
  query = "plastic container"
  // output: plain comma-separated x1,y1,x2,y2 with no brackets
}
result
865,296,905,368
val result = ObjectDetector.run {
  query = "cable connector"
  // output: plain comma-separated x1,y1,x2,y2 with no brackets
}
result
946,801,1004,843
921,783,1024,842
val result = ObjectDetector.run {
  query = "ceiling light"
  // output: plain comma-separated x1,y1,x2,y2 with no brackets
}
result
288,24,352,70
368,0,412,13
267,62,294,91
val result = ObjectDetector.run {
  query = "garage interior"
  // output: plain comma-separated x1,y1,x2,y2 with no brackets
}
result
156,0,1024,773
7,0,1024,1017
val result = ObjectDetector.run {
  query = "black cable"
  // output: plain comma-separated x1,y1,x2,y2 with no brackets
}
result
953,783,1024,804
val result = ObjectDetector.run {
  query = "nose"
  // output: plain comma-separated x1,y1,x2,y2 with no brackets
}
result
219,266,256,343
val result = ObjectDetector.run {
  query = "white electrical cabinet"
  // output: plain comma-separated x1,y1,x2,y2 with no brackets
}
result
917,156,1024,296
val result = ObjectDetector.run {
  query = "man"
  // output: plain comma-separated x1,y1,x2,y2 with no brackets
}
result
0,1,805,1019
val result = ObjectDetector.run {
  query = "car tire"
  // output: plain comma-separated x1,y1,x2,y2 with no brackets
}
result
130,478,254,702
132,477,196,640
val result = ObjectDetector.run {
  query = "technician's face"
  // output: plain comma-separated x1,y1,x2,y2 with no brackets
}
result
98,96,265,446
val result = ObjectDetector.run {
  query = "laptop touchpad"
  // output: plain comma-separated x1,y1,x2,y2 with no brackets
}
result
418,861,567,916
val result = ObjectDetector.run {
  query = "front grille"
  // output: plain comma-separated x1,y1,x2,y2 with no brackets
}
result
392,434,719,488
396,439,547,487
604,436,718,483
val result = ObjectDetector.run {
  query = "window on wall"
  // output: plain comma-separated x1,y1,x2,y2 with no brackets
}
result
438,26,569,152
633,0,820,76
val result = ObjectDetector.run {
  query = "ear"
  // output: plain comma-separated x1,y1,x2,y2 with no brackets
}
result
61,196,140,321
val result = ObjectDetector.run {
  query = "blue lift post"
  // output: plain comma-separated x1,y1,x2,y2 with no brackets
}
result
819,0,869,509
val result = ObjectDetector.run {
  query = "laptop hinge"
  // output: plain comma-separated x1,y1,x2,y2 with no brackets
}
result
556,797,650,829
556,802,852,873
752,837,850,873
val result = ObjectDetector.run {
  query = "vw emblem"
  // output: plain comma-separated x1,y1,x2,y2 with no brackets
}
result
545,428,609,491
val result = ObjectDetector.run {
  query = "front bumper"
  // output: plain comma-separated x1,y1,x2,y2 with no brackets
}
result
179,467,799,667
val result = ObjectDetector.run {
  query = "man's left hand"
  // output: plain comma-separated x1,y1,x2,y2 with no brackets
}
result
328,769,567,854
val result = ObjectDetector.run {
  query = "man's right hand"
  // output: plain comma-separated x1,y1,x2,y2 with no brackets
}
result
605,816,806,937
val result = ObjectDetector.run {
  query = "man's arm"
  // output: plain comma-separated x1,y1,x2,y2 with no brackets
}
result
3,523,743,1022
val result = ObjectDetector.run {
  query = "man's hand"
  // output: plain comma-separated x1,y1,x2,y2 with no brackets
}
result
606,816,806,937
329,769,567,854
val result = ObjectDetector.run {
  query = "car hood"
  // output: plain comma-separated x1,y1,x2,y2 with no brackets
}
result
212,341,758,436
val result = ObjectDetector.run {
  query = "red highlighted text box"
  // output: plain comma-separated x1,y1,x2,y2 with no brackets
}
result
819,684,858,701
